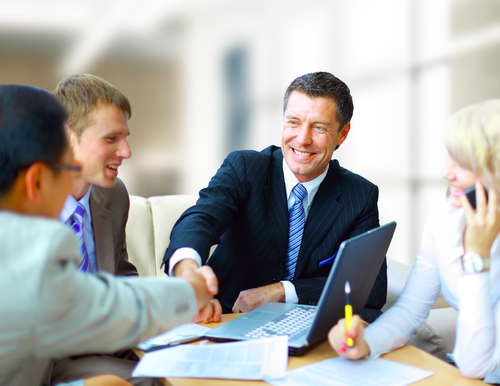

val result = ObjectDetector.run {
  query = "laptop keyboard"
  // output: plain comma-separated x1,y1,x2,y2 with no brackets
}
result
244,306,317,339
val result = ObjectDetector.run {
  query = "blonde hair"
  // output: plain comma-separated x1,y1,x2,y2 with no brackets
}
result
444,99,500,191
52,74,131,137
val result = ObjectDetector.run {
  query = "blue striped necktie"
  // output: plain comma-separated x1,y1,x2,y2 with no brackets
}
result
70,203,91,273
283,183,307,281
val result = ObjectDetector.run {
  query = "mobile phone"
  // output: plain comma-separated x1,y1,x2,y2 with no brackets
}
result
464,186,488,209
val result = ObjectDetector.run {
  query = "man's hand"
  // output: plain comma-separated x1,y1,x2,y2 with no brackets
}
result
232,282,285,313
191,299,223,324
328,315,370,359
173,258,200,277
173,259,218,296
178,266,218,312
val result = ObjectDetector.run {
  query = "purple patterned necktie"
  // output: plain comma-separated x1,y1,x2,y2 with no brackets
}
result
70,203,91,273
283,183,307,281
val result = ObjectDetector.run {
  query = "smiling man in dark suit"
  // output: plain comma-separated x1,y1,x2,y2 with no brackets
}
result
163,72,386,323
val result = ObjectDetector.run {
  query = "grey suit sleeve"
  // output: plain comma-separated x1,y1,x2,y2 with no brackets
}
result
34,229,198,358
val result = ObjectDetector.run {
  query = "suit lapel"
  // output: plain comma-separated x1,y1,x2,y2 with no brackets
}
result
265,149,289,262
90,186,115,274
294,162,344,278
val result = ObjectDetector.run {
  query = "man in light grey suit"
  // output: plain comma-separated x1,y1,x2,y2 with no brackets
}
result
0,85,218,386
50,74,157,385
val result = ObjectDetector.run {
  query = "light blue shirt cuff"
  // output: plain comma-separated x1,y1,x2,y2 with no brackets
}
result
281,280,298,303
59,380,84,386
169,247,202,276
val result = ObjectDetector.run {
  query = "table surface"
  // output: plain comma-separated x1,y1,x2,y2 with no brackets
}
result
142,314,487,386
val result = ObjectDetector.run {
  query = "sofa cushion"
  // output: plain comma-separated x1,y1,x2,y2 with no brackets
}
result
148,194,199,276
126,195,155,276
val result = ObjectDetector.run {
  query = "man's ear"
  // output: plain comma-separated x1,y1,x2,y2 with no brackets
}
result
66,126,77,147
336,122,351,147
24,163,45,206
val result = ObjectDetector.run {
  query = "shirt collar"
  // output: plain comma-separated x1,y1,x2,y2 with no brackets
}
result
282,160,329,208
59,186,92,223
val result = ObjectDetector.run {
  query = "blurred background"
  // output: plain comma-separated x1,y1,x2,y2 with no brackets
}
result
1,0,499,266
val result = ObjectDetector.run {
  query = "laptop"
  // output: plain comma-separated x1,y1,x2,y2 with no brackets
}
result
204,221,397,355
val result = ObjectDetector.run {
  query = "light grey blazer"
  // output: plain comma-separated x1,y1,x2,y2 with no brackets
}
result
0,212,197,386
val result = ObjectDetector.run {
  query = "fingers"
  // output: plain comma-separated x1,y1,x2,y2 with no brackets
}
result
190,299,222,324
232,297,243,313
179,267,214,311
475,180,487,218
462,181,500,257
328,316,368,360
196,265,218,295
232,283,286,313
487,187,500,223
200,302,214,324
328,318,347,353
211,299,223,323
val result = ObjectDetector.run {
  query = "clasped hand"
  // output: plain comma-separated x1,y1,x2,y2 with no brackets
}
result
175,260,222,323
232,282,286,313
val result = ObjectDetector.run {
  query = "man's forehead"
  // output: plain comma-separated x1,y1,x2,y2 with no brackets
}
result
286,91,336,109
82,107,130,136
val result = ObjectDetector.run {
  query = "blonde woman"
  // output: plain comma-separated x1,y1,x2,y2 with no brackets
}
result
328,100,500,383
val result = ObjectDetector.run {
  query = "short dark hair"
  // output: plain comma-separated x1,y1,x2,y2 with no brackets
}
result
283,72,354,130
0,85,68,198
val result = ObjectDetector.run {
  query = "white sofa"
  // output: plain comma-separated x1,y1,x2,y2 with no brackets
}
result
126,194,458,361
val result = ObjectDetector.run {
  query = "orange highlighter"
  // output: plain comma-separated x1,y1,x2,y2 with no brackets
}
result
345,281,353,348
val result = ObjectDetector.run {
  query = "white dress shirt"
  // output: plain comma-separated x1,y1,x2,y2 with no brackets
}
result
59,187,97,273
169,160,329,303
364,196,500,382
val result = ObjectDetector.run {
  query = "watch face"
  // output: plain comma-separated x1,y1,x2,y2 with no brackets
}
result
473,255,484,272
464,257,475,273
463,253,483,274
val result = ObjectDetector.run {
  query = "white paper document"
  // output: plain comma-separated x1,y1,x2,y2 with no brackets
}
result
267,357,433,386
132,336,288,380
136,323,211,351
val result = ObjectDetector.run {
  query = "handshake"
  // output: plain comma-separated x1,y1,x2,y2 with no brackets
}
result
176,259,223,324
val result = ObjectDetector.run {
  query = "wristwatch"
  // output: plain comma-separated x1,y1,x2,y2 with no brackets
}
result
462,252,490,274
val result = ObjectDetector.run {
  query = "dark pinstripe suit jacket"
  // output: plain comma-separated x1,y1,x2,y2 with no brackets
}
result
163,146,386,322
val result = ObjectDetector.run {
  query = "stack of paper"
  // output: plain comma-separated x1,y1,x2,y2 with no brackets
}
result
267,357,433,386
133,335,288,380
137,323,211,351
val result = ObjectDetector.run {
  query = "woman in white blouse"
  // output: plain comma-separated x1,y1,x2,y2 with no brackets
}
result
328,99,500,383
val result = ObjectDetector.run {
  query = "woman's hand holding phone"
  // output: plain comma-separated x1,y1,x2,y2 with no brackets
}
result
461,180,500,257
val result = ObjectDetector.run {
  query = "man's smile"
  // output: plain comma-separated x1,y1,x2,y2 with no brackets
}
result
293,149,313,157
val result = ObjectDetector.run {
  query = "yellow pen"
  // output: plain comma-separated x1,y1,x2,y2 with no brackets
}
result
345,281,353,348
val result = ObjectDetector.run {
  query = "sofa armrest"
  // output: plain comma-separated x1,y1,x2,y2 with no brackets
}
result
384,258,450,311
384,258,457,361
126,195,156,276
410,307,458,361
383,258,412,311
